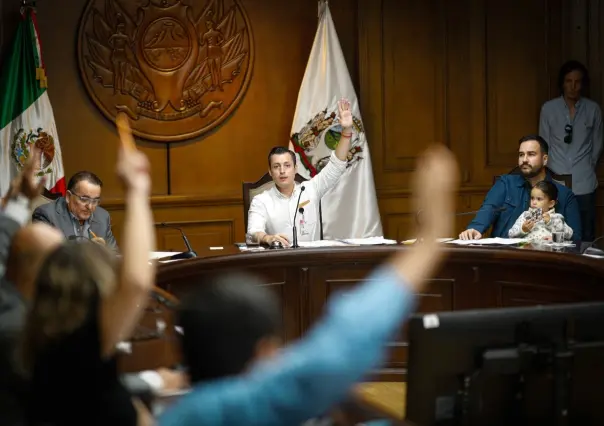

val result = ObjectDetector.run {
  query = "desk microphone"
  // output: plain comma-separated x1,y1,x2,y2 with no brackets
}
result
416,206,506,226
159,223,197,260
291,186,305,248
582,235,604,256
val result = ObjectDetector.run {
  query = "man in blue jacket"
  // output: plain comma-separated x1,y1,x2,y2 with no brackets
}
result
459,134,582,242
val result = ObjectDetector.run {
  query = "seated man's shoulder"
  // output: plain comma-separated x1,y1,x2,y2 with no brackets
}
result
553,181,573,198
495,174,522,188
32,197,60,216
251,189,273,206
93,206,112,221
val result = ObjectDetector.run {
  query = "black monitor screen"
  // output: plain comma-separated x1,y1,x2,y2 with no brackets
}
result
406,302,604,426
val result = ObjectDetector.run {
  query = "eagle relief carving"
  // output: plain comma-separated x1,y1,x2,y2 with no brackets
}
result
77,0,254,142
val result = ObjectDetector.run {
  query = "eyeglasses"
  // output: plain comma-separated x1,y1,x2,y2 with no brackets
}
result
68,190,101,206
564,124,573,144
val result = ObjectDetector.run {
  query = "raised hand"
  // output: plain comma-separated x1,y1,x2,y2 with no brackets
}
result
338,98,353,130
115,112,151,194
413,145,459,240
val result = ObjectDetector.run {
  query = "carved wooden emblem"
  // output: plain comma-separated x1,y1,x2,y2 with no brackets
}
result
77,0,254,142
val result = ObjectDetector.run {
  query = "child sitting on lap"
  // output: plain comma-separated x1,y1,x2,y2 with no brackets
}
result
508,180,573,241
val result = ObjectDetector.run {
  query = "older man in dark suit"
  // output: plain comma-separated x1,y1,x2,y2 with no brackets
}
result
32,171,117,249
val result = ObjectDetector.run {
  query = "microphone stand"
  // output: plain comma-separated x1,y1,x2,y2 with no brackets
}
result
159,223,197,260
291,186,305,249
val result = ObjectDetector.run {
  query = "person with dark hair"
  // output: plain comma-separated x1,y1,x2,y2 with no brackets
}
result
539,60,602,241
459,135,581,241
159,145,459,426
23,118,158,426
508,180,574,241
247,99,354,247
31,170,117,249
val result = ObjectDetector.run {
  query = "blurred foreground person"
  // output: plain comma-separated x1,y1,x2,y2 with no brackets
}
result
160,145,460,426
20,114,156,426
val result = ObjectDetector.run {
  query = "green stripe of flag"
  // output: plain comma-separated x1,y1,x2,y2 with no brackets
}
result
0,12,46,129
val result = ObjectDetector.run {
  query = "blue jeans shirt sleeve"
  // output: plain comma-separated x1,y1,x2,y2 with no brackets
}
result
467,178,507,234
159,266,416,426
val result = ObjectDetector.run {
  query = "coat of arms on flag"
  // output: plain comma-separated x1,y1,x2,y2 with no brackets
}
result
288,0,382,239
11,128,57,177
290,108,363,177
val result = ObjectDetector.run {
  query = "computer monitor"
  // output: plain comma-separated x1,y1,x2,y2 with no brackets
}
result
405,302,604,426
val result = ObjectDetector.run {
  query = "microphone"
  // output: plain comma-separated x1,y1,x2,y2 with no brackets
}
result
159,223,197,260
582,235,604,256
291,186,305,249
416,206,506,226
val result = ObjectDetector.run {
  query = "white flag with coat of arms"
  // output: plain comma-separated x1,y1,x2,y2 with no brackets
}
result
289,1,382,239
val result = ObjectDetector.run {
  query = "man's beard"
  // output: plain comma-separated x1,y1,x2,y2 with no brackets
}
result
520,163,543,178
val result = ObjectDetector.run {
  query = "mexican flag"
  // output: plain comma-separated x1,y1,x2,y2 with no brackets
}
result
0,7,65,196
289,0,382,239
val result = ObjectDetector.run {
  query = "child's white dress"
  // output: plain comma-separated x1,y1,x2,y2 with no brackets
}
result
508,207,573,241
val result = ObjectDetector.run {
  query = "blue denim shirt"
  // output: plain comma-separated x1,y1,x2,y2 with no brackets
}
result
159,266,414,426
466,174,582,242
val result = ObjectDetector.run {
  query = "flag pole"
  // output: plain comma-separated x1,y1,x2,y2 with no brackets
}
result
20,0,36,15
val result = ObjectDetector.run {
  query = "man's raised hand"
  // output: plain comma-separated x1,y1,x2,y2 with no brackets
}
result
338,98,353,130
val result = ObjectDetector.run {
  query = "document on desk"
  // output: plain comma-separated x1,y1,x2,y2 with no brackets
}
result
338,236,398,245
299,240,350,247
446,238,528,246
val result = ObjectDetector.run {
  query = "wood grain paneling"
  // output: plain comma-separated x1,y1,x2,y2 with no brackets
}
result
2,0,604,248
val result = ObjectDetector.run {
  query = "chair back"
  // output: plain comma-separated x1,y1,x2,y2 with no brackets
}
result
29,189,62,221
117,286,181,373
242,173,308,233
493,166,572,190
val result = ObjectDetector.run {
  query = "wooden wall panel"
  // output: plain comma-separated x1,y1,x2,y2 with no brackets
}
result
2,0,603,247
484,0,553,168
361,0,587,241
381,0,447,173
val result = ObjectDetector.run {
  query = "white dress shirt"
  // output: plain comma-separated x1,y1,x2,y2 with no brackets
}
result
247,152,347,242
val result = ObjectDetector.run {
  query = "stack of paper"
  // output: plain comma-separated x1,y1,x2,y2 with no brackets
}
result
339,236,398,245
149,251,181,260
446,238,528,246
299,240,349,248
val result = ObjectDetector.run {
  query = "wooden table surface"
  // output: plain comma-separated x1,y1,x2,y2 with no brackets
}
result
356,382,407,420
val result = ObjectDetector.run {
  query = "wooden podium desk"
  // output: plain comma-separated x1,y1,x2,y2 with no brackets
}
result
156,242,604,382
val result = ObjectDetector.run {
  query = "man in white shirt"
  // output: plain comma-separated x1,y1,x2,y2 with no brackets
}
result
247,99,354,246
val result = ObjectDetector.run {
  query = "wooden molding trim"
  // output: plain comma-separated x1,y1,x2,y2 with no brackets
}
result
101,194,242,210
377,185,495,198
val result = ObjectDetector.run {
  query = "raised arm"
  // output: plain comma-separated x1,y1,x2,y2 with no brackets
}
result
312,99,354,198
100,113,156,357
159,146,459,426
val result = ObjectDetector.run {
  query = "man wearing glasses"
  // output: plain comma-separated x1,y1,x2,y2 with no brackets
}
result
539,60,603,241
32,171,117,249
